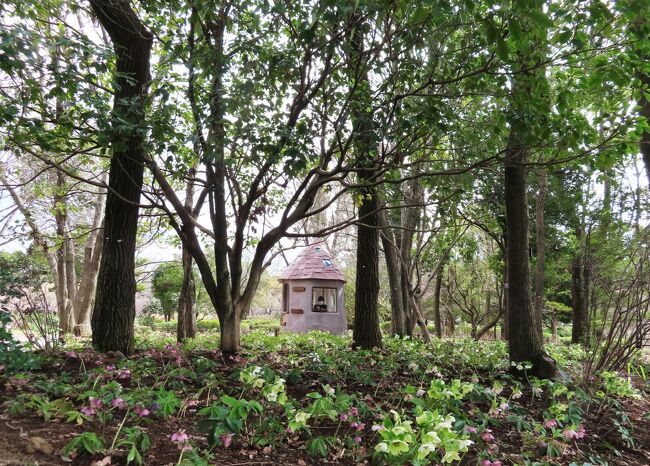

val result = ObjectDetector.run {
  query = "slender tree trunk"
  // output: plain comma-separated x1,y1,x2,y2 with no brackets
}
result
636,17,650,185
378,207,407,336
432,268,444,338
502,241,509,341
571,227,588,345
55,171,74,333
177,244,196,341
90,0,153,355
534,170,547,342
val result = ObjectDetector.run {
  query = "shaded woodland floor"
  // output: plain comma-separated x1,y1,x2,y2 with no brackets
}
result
1,331,649,466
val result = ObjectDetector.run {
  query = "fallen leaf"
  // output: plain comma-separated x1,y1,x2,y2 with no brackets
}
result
90,456,112,466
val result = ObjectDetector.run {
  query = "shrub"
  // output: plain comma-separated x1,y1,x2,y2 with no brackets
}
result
0,311,41,374
197,319,220,331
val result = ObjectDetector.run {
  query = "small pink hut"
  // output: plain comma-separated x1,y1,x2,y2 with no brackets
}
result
278,242,347,334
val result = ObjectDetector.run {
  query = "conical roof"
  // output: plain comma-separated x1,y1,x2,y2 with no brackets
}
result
278,242,345,282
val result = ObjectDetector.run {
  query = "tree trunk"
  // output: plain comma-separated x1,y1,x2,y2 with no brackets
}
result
54,171,74,333
636,17,650,185
571,227,588,345
353,188,382,349
505,147,555,378
432,268,443,338
534,170,547,341
177,244,196,341
378,207,407,336
399,178,423,334
348,11,382,350
90,0,153,355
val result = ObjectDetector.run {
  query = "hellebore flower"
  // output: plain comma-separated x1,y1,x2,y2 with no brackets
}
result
481,429,495,442
543,419,558,429
465,426,477,434
353,435,362,444
220,433,234,448
80,406,95,416
89,397,103,409
111,398,127,410
562,429,578,440
171,431,189,443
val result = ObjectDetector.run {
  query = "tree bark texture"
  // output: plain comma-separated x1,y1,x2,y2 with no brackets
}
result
571,227,588,345
348,11,382,350
177,244,197,340
90,0,153,355
534,170,547,341
432,268,444,338
378,207,407,336
505,148,555,378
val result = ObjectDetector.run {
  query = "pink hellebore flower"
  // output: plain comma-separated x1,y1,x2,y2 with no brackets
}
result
577,425,586,438
118,369,131,380
111,398,127,410
481,461,492,466
220,433,234,448
487,444,498,455
340,413,348,421
89,397,103,409
562,429,579,440
171,431,189,443
481,429,495,442
348,407,358,416
543,419,557,428
353,435,362,444
65,351,78,358
465,426,477,434
134,403,150,417
356,423,366,431
350,422,358,429
416,388,426,397
81,406,95,416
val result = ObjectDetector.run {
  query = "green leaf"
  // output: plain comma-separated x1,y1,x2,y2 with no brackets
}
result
529,10,554,28
496,39,509,61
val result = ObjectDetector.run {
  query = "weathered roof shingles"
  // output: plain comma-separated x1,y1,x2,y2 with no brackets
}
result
278,242,345,282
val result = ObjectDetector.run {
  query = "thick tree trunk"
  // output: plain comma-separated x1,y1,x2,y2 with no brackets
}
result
348,11,382,350
353,187,382,349
505,148,555,378
90,0,153,355
378,207,407,336
432,268,443,338
534,170,547,341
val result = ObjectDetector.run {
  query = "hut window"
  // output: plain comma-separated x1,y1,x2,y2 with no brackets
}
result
323,259,332,267
312,287,337,313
